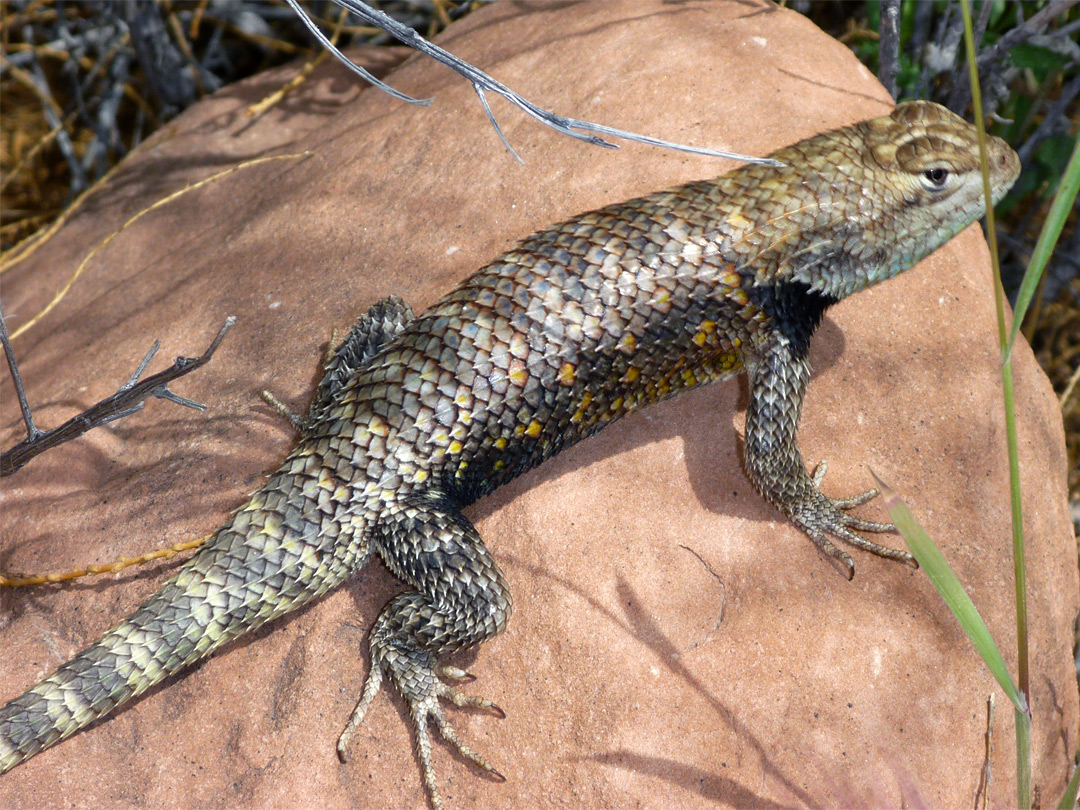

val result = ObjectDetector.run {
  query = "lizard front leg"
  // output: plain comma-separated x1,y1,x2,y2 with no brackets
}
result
338,490,512,809
743,338,917,578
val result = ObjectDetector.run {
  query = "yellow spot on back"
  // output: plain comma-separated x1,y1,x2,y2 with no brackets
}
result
571,391,593,423
726,212,752,230
509,366,528,386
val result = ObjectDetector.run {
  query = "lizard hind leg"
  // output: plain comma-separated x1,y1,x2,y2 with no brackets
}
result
339,494,512,809
307,295,415,424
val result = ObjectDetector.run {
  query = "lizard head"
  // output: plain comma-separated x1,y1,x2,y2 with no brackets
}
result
866,100,1020,264
773,100,1020,300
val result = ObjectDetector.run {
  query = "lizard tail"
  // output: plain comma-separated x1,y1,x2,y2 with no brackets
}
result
0,578,202,772
0,297,409,774
0,465,371,773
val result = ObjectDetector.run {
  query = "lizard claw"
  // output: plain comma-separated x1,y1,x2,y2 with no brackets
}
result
437,663,476,683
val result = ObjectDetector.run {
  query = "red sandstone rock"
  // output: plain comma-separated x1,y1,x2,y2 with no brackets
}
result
0,2,1075,808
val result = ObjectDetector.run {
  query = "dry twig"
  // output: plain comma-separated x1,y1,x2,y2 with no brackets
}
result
1,316,235,477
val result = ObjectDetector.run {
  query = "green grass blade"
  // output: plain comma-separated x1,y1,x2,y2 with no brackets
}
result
1007,134,1080,357
960,3,1032,805
1016,706,1032,809
1057,757,1080,810
870,471,1026,715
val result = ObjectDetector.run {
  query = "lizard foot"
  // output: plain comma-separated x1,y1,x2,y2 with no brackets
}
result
338,653,504,810
804,461,917,579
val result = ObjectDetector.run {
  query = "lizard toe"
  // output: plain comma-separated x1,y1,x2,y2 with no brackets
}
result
435,678,505,717
829,488,881,511
829,522,917,568
337,657,385,762
811,460,882,510
803,527,855,579
839,513,894,533
360,638,506,808
406,672,505,810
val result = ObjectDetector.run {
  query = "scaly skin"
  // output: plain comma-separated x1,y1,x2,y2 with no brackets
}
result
0,101,1020,807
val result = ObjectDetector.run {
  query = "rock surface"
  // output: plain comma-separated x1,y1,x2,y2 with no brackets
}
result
1,1,1075,808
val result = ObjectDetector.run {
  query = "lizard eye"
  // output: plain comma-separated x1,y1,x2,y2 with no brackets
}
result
922,167,950,188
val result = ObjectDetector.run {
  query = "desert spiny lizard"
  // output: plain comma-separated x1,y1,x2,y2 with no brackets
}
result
0,100,1021,808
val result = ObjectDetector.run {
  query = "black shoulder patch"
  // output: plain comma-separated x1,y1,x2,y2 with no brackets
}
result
751,281,838,360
